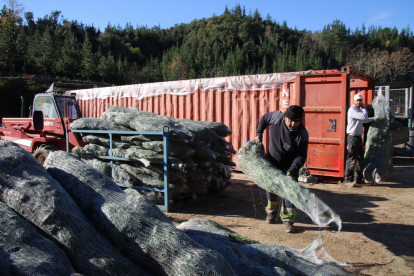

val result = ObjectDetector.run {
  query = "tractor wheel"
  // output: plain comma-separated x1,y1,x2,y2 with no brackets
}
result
33,145,57,165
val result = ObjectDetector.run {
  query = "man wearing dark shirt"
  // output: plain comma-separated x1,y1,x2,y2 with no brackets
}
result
255,105,309,233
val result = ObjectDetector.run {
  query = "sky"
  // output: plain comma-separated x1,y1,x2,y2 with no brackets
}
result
14,0,414,33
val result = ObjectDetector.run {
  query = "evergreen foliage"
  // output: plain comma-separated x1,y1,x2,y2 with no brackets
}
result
0,2,413,83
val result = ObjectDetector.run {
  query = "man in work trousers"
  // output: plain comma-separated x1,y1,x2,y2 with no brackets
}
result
344,93,374,187
255,105,309,233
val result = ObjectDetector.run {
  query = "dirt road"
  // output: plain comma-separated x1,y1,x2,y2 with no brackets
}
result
166,145,414,275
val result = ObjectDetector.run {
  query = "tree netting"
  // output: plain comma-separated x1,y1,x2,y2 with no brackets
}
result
83,134,132,149
0,140,150,276
194,121,233,137
81,157,112,177
44,150,236,276
103,112,195,143
0,141,352,275
70,106,235,204
174,118,219,144
177,218,350,276
236,140,342,229
363,90,394,184
70,117,130,131
0,201,77,275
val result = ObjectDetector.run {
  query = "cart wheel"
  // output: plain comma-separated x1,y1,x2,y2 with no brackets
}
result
33,145,57,165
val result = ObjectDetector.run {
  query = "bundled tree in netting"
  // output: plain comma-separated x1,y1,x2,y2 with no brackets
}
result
177,218,351,276
0,202,77,275
70,117,130,131
44,150,236,276
103,112,195,143
0,140,150,276
82,134,132,148
363,90,394,184
236,140,342,229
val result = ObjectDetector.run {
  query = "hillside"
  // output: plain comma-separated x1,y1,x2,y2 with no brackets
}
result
0,4,413,85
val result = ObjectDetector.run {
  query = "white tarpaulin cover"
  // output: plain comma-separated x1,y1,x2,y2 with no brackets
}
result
67,72,301,101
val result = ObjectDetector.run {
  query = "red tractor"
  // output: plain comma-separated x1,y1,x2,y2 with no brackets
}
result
0,83,96,164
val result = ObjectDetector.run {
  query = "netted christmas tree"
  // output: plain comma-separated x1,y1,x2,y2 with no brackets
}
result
363,90,394,184
236,140,342,229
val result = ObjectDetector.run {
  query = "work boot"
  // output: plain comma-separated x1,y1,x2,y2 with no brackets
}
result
355,179,365,185
345,181,360,187
266,212,277,224
283,222,295,233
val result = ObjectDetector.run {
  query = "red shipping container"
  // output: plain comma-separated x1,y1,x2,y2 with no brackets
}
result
72,68,373,180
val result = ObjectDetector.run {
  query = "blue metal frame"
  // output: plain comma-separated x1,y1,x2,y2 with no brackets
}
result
66,127,170,211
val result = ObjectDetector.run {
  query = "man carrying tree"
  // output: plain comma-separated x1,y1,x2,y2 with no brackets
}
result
344,93,374,187
255,105,309,233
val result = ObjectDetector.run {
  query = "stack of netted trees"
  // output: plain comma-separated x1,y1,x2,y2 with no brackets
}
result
70,105,236,205
0,140,351,275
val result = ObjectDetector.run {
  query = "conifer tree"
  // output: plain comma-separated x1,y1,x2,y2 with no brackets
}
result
56,32,81,78
81,32,96,81
0,1,23,73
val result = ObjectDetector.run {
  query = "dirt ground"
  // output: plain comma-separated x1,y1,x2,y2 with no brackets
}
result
165,145,414,276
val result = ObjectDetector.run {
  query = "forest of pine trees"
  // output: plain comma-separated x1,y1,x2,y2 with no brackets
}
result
1,1,414,85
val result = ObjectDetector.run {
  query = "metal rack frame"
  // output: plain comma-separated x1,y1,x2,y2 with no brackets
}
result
66,126,171,211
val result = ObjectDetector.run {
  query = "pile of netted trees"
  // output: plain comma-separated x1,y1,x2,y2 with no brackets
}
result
69,106,236,205
0,140,351,275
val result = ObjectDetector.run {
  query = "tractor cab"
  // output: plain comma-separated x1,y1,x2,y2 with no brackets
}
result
32,93,82,120
30,82,97,120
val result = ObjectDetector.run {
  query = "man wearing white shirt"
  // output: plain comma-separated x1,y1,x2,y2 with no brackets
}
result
344,93,374,187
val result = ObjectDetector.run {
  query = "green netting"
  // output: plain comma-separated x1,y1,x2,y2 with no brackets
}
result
363,91,394,184
192,140,219,160
124,187,165,205
112,147,185,170
81,157,112,177
121,134,158,143
195,121,233,137
178,218,350,276
71,117,130,131
83,143,110,156
210,137,237,154
186,167,206,181
236,140,342,228
73,105,233,200
83,134,132,149
44,151,236,275
0,141,351,275
0,140,149,275
141,140,193,159
186,179,210,195
101,105,159,120
104,112,194,143
183,157,197,169
175,118,219,144
0,201,77,275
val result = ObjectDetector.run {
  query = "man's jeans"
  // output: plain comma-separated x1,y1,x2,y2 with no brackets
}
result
344,135,364,182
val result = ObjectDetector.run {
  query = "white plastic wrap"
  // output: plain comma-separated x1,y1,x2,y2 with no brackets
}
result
68,72,300,101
